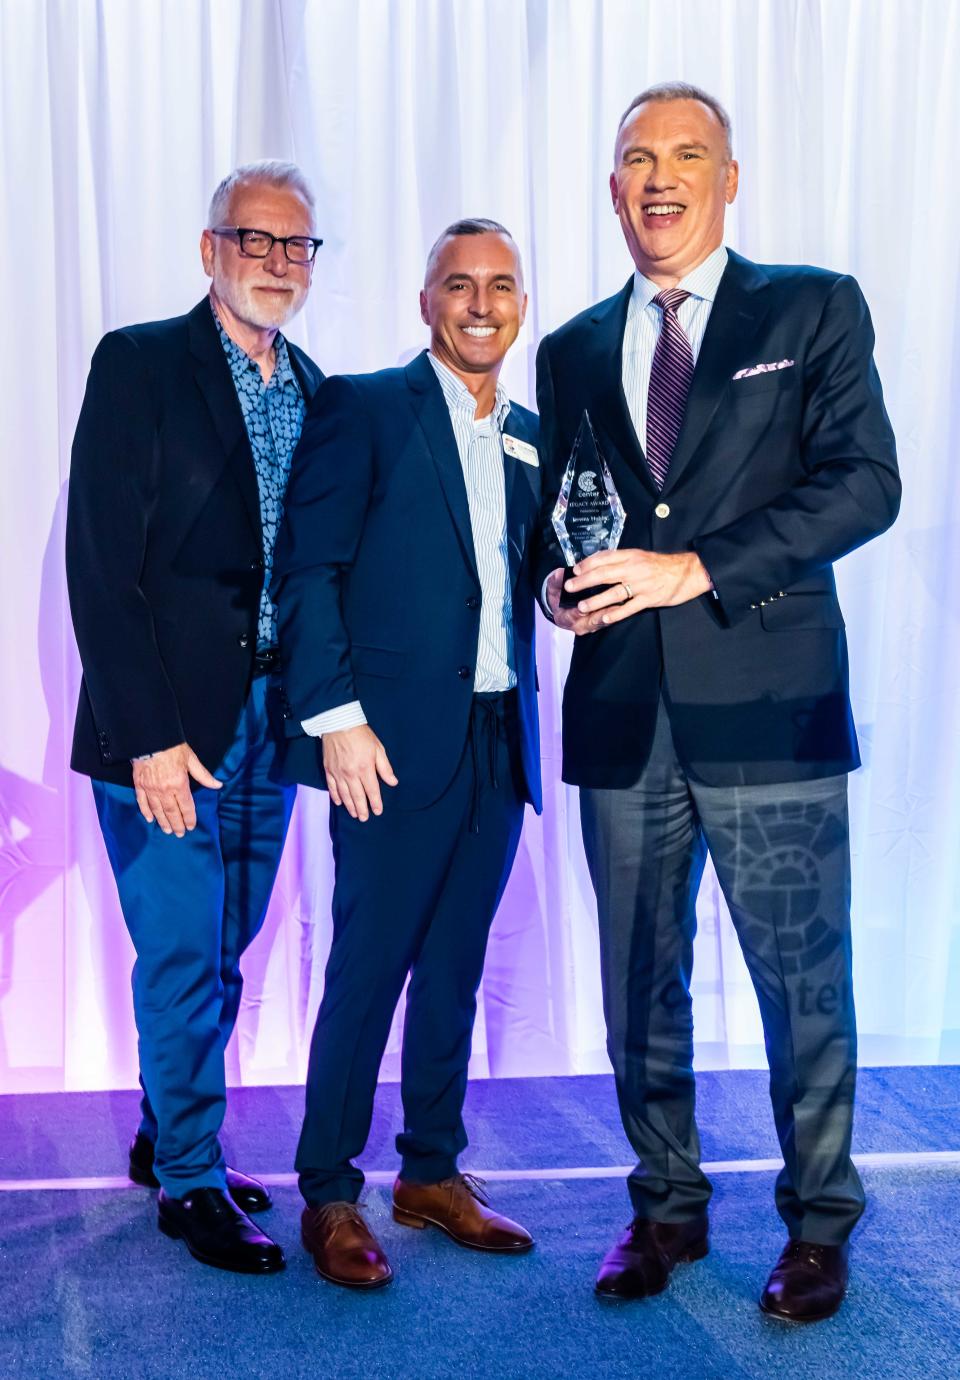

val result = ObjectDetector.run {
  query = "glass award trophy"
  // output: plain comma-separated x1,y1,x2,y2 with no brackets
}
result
551,411,626,608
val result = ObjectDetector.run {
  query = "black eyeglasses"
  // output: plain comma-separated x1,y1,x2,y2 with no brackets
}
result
211,226,323,263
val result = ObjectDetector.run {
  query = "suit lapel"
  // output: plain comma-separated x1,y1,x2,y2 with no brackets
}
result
585,283,659,501
405,352,478,578
501,409,539,591
288,342,323,404
661,251,771,494
187,300,261,538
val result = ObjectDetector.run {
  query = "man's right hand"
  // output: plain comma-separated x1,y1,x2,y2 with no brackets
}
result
132,743,222,836
545,568,599,635
322,725,398,821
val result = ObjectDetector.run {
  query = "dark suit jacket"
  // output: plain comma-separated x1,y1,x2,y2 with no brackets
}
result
66,297,323,784
536,250,901,788
273,350,542,813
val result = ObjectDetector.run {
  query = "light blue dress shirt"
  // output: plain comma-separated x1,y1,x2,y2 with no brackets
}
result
621,244,728,455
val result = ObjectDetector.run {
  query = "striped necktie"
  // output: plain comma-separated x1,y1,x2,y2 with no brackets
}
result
646,288,694,489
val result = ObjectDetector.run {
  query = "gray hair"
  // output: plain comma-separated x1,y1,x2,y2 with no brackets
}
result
424,217,523,284
617,82,733,159
207,160,316,228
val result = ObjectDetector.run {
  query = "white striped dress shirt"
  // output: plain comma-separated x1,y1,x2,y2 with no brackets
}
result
302,353,515,738
622,244,728,454
427,353,516,692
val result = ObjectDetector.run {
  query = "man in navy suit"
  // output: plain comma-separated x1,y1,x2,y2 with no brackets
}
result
274,219,541,1288
536,85,899,1320
67,162,323,1274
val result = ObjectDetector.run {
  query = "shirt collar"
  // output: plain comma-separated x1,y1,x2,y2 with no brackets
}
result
629,243,729,315
427,352,511,430
210,298,298,390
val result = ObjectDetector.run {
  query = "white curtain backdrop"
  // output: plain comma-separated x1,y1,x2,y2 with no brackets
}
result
0,0,957,1094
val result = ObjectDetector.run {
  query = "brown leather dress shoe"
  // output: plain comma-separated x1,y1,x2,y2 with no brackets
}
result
393,1174,533,1252
595,1213,709,1298
301,1202,393,1288
760,1239,848,1322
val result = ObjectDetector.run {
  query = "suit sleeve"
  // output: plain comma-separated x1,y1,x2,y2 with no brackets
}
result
694,275,901,624
65,331,185,759
272,375,373,721
532,336,571,607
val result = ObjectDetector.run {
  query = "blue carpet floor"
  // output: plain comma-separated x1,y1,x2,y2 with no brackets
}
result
1,1070,958,1379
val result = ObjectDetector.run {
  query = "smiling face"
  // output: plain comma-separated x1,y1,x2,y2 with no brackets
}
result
200,180,315,330
419,232,527,382
610,98,738,286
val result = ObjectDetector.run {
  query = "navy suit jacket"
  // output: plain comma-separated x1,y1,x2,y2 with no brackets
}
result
66,298,322,783
273,350,542,813
536,251,901,788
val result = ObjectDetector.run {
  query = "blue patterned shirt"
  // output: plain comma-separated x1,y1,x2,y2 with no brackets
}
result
213,302,305,651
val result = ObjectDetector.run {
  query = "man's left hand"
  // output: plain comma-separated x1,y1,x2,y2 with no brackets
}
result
563,548,714,631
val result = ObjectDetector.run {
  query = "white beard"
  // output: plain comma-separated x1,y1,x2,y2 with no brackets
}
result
214,275,306,330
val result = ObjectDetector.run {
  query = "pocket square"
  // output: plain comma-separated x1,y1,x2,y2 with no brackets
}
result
732,359,795,380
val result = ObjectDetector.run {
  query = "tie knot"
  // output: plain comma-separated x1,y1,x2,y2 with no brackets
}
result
653,289,690,315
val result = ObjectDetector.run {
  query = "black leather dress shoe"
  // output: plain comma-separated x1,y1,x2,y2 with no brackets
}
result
595,1213,709,1298
129,1133,272,1213
760,1239,848,1322
157,1187,285,1274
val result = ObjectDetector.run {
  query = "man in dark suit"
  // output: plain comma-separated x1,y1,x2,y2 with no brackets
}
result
536,84,899,1320
66,161,323,1274
274,219,541,1288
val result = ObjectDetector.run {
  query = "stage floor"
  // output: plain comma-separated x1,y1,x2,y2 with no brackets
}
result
1,1069,958,1379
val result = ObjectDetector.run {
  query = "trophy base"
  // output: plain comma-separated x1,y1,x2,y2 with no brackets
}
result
558,577,607,610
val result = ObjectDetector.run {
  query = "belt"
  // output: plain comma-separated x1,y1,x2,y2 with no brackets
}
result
252,647,280,677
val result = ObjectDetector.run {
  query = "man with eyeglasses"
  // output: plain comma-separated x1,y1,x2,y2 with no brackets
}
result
66,160,322,1274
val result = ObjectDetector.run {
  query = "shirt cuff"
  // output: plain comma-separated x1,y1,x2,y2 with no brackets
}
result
540,573,557,621
301,701,367,737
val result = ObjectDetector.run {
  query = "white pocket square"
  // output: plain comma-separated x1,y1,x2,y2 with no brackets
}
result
732,359,795,380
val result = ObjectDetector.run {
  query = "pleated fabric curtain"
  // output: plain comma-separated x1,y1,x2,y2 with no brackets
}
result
0,0,956,1092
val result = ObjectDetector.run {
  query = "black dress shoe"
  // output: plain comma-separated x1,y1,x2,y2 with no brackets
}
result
157,1187,285,1274
595,1213,709,1298
129,1133,272,1213
760,1239,848,1322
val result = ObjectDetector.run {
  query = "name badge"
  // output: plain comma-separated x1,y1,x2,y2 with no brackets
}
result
503,434,539,467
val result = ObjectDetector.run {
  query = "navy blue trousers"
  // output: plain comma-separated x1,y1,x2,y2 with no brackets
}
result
92,674,295,1195
297,692,526,1207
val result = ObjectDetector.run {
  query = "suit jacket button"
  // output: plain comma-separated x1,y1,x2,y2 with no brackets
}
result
654,503,670,519
466,596,480,610
238,633,250,649
458,666,471,680
250,558,264,571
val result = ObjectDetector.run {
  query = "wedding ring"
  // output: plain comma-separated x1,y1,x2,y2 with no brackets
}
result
621,582,633,601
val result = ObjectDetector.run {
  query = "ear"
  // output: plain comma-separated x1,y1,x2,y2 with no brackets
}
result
200,229,215,279
609,170,620,214
419,288,429,326
725,160,740,205
518,292,529,328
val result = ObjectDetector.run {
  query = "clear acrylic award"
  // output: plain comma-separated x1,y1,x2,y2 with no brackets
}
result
551,411,626,608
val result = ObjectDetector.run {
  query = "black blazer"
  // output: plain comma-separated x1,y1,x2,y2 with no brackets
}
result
273,351,542,814
536,251,901,788
66,298,323,784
